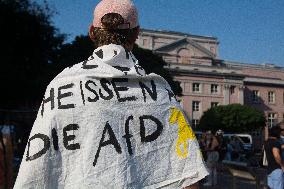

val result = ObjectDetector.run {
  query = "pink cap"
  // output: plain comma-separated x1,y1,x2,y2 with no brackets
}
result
93,0,139,29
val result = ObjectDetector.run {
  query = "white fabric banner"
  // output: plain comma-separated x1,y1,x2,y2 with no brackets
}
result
14,44,208,189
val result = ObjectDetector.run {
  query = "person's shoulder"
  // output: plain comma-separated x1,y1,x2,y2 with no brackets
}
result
54,62,84,81
267,139,281,148
273,139,281,148
279,137,284,144
145,73,167,83
47,62,85,86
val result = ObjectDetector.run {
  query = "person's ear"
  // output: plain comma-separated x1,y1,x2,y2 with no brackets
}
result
89,25,96,42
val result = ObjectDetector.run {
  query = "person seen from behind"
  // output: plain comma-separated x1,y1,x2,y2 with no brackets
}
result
264,125,284,189
14,0,208,188
278,121,284,160
215,130,226,162
203,131,219,186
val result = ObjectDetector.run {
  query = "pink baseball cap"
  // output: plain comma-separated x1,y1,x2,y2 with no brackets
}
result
93,0,139,29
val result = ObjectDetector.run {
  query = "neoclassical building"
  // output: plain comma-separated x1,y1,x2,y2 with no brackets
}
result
136,29,284,129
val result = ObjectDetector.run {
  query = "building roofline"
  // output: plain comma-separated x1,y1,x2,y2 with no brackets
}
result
167,62,241,71
223,60,284,71
165,63,244,79
140,28,218,41
154,38,215,58
167,67,245,80
244,77,284,87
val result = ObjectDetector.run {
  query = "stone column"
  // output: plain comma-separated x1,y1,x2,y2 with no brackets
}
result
150,36,154,50
238,85,244,105
223,84,230,105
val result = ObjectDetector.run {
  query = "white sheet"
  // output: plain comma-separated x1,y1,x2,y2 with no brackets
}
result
14,44,208,189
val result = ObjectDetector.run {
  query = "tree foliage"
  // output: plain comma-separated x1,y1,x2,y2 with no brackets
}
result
0,0,64,108
199,104,265,133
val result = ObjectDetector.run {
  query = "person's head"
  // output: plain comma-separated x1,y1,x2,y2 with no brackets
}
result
89,0,140,50
269,125,281,139
276,121,284,137
201,133,206,140
215,129,224,136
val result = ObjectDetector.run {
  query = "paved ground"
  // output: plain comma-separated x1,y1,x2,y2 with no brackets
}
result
200,167,268,189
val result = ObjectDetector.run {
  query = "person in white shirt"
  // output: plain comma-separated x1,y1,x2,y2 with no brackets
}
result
14,1,208,188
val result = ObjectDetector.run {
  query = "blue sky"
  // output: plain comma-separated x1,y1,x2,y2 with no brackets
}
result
35,0,284,67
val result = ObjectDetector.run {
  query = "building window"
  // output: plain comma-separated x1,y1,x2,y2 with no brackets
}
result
192,83,200,93
192,119,199,129
268,113,277,127
268,91,275,103
252,90,260,103
192,101,200,112
211,84,218,94
211,102,219,107
230,86,236,94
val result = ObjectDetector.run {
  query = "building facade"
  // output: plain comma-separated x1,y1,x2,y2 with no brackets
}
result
136,29,284,128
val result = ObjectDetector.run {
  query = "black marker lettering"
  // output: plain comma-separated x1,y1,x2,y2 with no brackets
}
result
95,49,104,59
111,78,137,102
63,124,80,150
80,81,85,105
41,88,55,116
134,64,144,76
140,115,163,143
93,122,122,167
99,79,114,100
139,80,157,102
82,60,98,69
166,88,176,102
125,49,130,59
52,128,59,151
123,115,134,155
26,133,50,161
85,80,100,102
112,66,130,72
58,83,75,109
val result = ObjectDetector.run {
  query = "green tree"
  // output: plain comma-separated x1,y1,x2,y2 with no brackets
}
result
55,35,182,96
0,0,65,108
199,104,265,133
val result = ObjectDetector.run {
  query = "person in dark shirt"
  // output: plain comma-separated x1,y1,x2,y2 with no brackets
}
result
264,125,284,189
278,121,284,160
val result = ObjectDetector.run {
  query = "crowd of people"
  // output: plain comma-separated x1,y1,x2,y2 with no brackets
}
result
197,130,247,186
196,121,284,188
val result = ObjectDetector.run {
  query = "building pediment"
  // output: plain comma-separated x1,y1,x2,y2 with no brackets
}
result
154,38,216,58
